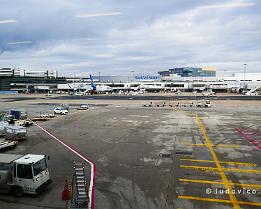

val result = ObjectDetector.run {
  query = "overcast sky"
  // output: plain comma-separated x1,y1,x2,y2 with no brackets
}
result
0,0,260,76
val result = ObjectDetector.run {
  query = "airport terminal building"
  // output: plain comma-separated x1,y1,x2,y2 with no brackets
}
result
0,67,261,93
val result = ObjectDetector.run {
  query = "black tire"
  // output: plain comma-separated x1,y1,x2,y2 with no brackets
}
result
13,186,24,197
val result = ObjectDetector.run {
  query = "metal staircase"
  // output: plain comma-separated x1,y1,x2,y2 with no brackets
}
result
67,162,89,209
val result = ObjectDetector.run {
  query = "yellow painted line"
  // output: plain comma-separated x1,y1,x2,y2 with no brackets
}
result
178,196,261,207
180,158,257,167
225,167,261,174
238,201,261,207
216,144,240,148
179,178,223,185
179,195,231,203
181,165,217,171
180,165,261,174
195,114,240,209
234,183,261,189
180,143,240,148
193,143,240,148
179,178,261,189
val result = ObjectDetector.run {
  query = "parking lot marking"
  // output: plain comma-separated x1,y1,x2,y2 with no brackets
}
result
32,121,96,209
195,114,240,209
180,159,256,167
179,178,261,189
178,196,261,207
181,165,261,174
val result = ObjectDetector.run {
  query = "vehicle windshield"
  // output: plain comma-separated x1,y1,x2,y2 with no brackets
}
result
17,164,33,179
33,159,47,176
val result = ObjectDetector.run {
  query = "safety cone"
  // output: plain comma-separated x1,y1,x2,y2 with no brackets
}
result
62,179,70,201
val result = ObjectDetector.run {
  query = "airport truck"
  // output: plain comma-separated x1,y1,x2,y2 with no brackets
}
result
10,109,28,120
7,109,33,127
0,154,52,197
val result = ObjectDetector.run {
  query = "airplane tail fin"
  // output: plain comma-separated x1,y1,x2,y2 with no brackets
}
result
89,74,96,90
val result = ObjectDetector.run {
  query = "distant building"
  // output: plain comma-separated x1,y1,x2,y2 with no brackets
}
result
0,68,57,78
159,67,216,81
0,68,61,92
0,68,13,77
1,67,261,93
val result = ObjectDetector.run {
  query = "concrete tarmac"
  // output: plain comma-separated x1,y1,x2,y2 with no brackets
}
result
0,95,260,209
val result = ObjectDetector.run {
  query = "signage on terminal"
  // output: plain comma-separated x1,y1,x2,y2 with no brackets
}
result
135,75,160,80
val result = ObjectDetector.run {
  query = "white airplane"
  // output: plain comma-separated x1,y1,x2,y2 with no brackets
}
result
88,75,112,93
74,75,112,95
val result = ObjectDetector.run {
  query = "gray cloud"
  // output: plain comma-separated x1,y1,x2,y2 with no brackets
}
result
0,0,260,75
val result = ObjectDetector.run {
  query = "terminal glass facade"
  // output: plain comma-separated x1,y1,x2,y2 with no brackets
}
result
159,67,216,77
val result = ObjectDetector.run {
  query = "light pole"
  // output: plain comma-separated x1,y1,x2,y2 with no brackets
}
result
130,70,135,82
243,64,247,89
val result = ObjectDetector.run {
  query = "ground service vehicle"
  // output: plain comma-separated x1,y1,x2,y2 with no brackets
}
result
0,154,51,197
4,126,27,141
205,100,211,108
77,104,89,110
10,110,28,120
54,107,68,115
0,121,8,136
0,141,18,151
7,109,33,127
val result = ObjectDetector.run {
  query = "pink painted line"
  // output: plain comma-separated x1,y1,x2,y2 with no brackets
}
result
245,133,256,136
253,141,261,144
235,128,261,150
31,121,96,209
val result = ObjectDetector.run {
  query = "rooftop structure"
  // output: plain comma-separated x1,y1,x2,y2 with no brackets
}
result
159,67,216,80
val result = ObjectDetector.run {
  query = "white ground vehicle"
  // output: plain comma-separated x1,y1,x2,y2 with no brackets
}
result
74,92,85,96
0,154,51,196
77,104,89,110
202,91,215,96
205,100,211,108
54,107,68,115
196,100,211,108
